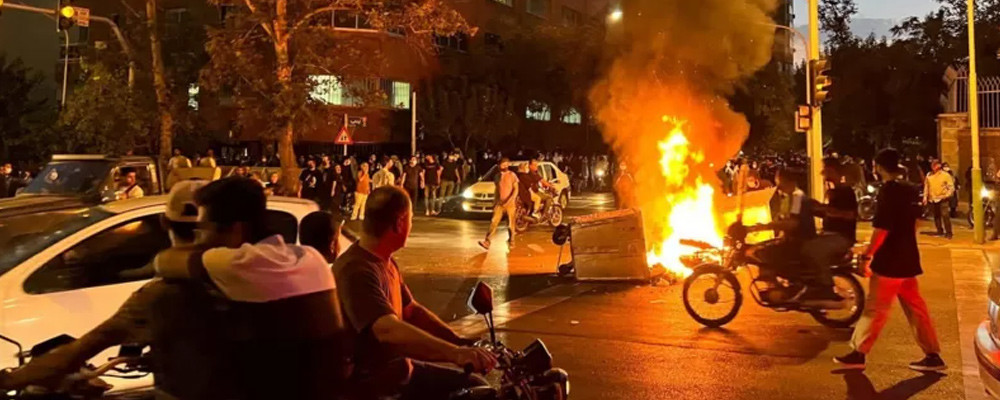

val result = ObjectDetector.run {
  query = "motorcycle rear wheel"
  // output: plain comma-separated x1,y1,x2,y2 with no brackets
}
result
809,271,865,329
548,206,564,227
682,265,742,328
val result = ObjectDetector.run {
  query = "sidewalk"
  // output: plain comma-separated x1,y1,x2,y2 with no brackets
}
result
448,219,998,399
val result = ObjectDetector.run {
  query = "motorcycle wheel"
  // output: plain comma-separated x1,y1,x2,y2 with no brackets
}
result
682,264,742,328
969,205,995,229
548,206,564,227
515,209,530,233
809,271,866,329
559,192,570,209
857,198,876,222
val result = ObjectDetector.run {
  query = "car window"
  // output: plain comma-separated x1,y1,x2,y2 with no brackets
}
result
0,209,114,277
266,210,298,244
542,165,556,181
24,213,171,294
21,161,114,196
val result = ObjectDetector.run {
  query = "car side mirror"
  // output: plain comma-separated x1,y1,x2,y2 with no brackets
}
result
467,281,494,315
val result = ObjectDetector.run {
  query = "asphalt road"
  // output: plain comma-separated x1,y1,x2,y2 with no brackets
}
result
351,192,991,399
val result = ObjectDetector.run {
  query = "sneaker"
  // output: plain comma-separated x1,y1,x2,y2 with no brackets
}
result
834,351,866,369
909,354,946,372
478,240,491,250
944,233,953,240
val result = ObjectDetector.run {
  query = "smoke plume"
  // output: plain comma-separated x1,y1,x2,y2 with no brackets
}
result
589,0,778,248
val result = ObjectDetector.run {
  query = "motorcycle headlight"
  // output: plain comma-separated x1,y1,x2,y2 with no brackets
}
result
462,188,475,199
594,169,606,178
866,184,875,194
982,187,995,200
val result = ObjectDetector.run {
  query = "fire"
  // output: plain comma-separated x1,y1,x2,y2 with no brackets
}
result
645,117,725,278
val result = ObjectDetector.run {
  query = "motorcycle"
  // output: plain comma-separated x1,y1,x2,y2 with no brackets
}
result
0,334,151,399
679,223,866,329
450,282,569,400
514,188,564,233
968,185,997,229
856,182,879,222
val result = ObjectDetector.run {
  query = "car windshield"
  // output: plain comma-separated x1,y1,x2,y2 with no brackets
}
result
22,161,114,196
0,208,114,276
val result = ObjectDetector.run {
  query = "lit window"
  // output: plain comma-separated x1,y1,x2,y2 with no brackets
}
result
309,75,345,105
392,81,411,109
187,84,199,110
526,101,551,121
561,108,582,124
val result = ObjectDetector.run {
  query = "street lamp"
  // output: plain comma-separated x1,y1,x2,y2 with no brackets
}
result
968,0,986,242
608,9,622,23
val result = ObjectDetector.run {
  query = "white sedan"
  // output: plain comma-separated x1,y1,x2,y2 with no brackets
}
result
0,195,336,393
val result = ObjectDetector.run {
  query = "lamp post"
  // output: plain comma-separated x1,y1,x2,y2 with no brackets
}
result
807,0,824,200
968,0,985,243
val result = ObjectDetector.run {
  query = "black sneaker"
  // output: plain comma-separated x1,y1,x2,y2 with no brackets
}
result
834,351,866,369
909,354,946,372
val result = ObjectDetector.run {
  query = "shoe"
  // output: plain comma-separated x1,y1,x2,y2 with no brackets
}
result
425,210,430,216
507,241,515,249
478,240,491,250
944,233,953,239
834,351,866,369
909,354,946,372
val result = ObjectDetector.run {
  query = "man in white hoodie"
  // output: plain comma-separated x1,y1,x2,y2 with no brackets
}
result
154,177,350,399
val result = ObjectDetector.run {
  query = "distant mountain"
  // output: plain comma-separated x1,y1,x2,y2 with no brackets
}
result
791,18,897,62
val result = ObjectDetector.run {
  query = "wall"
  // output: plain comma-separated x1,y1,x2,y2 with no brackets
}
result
938,112,1000,185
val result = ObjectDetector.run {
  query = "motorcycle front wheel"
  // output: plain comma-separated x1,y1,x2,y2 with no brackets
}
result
548,206,564,227
682,264,742,328
809,271,865,329
857,198,876,222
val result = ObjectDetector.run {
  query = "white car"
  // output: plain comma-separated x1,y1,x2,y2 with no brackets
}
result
455,161,572,214
0,195,341,393
977,274,1000,398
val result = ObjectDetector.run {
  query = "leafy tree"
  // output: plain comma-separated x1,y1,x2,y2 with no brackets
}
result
0,55,57,164
200,0,471,189
58,63,155,154
733,62,800,153
820,0,859,48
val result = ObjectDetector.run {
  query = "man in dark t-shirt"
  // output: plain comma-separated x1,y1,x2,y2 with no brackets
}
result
298,160,323,201
401,156,423,208
440,154,461,199
835,149,944,372
803,158,857,304
333,187,495,399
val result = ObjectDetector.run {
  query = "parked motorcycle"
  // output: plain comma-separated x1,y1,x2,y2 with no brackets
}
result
0,334,151,399
680,223,866,329
450,282,570,400
514,188,564,233
968,185,997,229
856,182,879,222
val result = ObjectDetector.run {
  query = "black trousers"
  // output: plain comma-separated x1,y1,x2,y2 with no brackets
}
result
930,201,952,235
400,361,488,400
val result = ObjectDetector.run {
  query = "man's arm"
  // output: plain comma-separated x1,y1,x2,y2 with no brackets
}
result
154,245,210,280
402,301,467,345
370,315,495,372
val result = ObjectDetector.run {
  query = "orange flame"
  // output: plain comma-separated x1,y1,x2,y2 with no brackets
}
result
645,117,724,278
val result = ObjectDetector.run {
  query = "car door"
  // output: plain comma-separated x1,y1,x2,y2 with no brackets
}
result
0,205,166,384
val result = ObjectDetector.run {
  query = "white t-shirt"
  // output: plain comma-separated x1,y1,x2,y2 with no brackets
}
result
200,235,335,303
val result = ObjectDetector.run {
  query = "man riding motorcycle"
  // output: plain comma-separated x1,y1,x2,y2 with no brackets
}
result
519,159,555,216
740,167,840,307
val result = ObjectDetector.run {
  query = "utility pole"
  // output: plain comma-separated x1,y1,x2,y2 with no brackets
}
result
411,90,417,156
968,0,986,243
807,0,824,200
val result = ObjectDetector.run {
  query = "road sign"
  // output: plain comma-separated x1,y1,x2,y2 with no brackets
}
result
73,6,89,27
335,126,354,145
347,116,367,128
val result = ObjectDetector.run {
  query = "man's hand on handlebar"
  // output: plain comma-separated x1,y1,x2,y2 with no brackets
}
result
449,346,498,374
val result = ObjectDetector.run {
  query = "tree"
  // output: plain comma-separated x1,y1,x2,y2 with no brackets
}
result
58,63,155,154
200,0,471,190
0,55,57,164
147,0,175,170
732,62,799,154
820,0,859,49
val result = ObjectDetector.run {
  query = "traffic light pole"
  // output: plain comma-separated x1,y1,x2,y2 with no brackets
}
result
61,30,69,106
807,0,824,200
0,2,135,89
968,0,985,243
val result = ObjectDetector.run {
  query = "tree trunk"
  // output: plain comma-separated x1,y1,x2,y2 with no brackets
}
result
273,0,299,194
147,0,173,168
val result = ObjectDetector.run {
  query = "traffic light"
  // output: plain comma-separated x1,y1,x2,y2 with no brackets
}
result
57,0,75,31
810,58,832,107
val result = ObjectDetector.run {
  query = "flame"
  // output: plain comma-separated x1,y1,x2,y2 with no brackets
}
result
644,117,724,278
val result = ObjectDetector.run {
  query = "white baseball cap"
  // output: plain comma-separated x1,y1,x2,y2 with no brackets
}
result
165,180,206,223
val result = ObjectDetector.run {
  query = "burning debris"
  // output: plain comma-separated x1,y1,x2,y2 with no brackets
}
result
589,0,779,280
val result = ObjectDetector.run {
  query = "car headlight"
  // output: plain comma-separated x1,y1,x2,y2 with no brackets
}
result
594,169,606,178
866,184,875,194
982,187,995,200
462,188,474,199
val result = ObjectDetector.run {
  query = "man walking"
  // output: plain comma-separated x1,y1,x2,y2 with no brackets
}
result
421,155,442,216
440,153,461,199
401,156,422,210
923,160,954,239
479,158,519,250
835,149,945,372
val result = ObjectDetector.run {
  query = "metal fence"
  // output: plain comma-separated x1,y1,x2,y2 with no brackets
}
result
948,67,1000,128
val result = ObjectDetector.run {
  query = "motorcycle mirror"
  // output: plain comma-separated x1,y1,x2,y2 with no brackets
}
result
467,282,494,315
0,333,24,366
30,334,75,358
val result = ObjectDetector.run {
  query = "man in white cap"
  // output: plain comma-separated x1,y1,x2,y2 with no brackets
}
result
0,180,206,391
